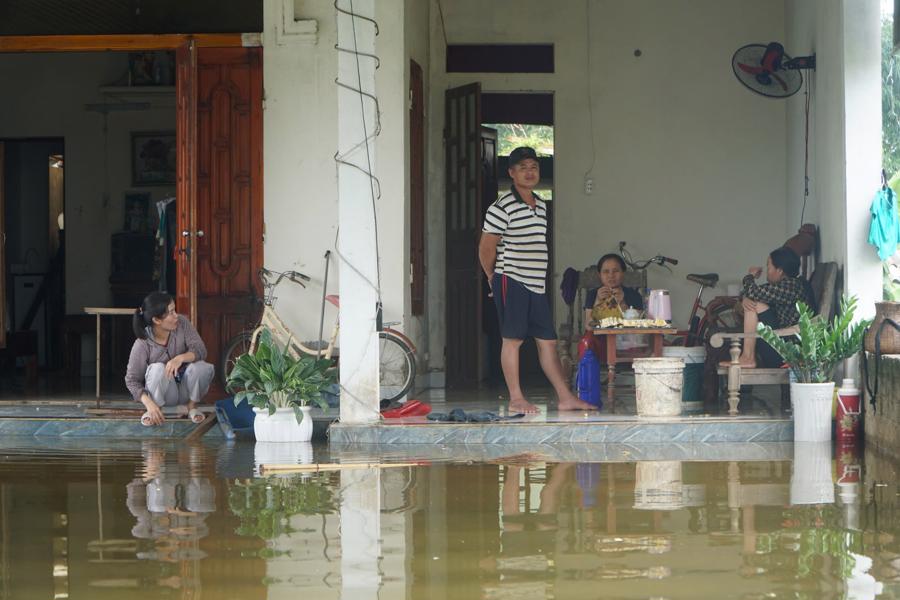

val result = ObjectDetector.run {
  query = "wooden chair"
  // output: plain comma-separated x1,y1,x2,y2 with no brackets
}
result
709,261,837,414
558,265,647,379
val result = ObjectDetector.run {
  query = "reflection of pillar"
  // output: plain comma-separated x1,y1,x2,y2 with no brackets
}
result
341,468,381,599
727,462,740,533
607,464,617,534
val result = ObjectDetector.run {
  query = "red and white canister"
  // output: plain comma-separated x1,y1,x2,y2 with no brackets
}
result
836,378,861,442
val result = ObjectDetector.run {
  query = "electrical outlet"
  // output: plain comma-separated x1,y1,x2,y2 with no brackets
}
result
584,177,593,195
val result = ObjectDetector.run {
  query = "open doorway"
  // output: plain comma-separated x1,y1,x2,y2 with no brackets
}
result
1,139,65,383
0,50,177,395
444,87,554,389
482,120,555,386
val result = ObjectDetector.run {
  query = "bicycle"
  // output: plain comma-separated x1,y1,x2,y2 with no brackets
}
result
682,272,740,346
617,242,739,345
219,267,417,403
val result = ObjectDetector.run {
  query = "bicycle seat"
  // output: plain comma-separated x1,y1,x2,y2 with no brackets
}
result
686,273,719,287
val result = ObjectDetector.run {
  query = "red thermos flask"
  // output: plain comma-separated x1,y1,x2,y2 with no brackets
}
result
836,378,861,442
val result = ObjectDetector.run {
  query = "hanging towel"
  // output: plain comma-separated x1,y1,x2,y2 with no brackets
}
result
869,187,900,261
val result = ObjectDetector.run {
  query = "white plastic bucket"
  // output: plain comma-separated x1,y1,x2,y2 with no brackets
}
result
661,346,706,364
633,357,684,417
791,382,834,442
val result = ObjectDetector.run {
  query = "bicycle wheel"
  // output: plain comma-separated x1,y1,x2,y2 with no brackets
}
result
379,331,416,402
219,331,253,388
697,300,741,344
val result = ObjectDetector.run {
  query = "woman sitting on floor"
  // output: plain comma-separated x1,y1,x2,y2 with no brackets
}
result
125,292,214,426
721,246,815,369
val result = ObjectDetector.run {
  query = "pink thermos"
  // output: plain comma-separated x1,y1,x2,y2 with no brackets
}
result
836,378,861,442
647,289,672,322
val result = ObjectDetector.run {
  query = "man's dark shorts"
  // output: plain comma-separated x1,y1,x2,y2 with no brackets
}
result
492,273,556,341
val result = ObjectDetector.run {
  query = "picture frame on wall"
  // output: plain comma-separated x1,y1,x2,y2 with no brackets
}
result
123,192,151,233
132,131,176,186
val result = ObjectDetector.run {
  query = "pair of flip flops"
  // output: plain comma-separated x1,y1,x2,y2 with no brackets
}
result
381,400,432,419
426,409,525,423
140,406,206,426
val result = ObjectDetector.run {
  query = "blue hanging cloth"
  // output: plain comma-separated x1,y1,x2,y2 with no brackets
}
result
868,186,900,261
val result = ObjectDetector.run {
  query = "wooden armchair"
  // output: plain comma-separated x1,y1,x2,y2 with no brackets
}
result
709,261,837,414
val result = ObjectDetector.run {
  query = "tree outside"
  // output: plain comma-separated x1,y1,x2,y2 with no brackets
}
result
484,123,554,157
882,13,900,299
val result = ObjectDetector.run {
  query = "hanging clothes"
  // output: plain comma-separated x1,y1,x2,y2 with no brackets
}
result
156,196,176,291
868,186,900,261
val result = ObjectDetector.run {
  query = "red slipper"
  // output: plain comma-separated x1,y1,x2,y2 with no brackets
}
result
382,400,431,418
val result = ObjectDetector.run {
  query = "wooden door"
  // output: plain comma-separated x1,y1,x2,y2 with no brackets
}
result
479,128,499,383
410,60,425,316
445,84,482,387
0,142,5,350
175,41,198,321
194,47,264,394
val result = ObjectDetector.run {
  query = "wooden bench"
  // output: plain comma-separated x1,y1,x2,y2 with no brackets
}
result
709,261,837,414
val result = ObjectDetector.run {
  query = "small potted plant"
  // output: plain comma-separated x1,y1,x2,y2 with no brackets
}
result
226,328,337,443
757,297,870,441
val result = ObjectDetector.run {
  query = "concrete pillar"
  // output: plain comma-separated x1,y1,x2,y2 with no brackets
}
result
337,0,380,423
842,0,882,320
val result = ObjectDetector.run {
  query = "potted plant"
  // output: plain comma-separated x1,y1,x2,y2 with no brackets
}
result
757,297,870,441
226,328,337,442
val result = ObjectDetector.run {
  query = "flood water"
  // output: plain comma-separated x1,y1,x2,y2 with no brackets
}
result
1,441,898,599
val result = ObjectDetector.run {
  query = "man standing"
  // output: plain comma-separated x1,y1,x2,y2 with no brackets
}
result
479,147,595,414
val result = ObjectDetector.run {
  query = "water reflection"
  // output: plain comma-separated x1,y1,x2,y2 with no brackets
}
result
3,440,899,599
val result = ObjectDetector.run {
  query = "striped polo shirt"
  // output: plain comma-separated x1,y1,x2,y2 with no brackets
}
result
482,188,549,294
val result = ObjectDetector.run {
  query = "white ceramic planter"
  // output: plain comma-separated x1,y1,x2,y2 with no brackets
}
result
253,406,313,442
791,382,835,442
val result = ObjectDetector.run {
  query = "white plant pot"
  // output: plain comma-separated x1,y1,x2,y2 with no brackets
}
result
791,382,835,442
253,406,313,443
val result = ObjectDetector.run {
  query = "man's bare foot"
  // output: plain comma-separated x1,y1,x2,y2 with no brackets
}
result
509,396,540,414
557,392,598,411
719,358,757,368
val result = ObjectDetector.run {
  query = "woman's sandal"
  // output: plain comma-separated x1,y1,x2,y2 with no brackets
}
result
175,405,206,423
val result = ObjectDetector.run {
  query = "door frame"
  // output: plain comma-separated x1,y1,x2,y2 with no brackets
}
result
0,33,259,322
0,142,5,350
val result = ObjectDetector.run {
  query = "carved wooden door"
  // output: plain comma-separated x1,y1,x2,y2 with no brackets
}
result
178,46,264,394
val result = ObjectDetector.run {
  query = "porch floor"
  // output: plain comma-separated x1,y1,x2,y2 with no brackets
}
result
329,375,793,446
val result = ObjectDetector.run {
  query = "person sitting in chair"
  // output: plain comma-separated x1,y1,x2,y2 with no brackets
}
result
720,246,814,369
126,292,214,426
583,253,644,326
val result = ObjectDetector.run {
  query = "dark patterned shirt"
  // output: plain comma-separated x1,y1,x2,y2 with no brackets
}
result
742,274,811,328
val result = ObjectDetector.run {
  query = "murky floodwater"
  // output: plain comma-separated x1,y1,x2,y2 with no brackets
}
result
1,441,898,599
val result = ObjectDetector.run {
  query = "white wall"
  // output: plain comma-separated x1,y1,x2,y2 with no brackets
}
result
426,0,789,368
785,0,882,317
0,52,175,313
263,0,418,358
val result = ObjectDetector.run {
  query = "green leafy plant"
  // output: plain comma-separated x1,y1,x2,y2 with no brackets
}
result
225,328,337,422
228,475,336,541
756,297,871,384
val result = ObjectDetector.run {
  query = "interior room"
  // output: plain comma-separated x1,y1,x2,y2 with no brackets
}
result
0,50,176,394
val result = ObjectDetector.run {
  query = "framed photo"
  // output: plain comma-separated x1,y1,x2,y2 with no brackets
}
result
123,192,151,233
132,131,176,186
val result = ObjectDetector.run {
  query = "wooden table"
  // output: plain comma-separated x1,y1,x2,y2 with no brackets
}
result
591,327,675,385
84,307,136,401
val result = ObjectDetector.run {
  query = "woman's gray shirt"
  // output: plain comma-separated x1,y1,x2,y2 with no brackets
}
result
124,315,208,402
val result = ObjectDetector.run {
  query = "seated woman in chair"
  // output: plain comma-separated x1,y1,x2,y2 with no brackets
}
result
582,254,644,361
125,292,215,426
721,246,814,369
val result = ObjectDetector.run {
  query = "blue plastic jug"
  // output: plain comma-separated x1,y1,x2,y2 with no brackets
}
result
576,348,602,408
